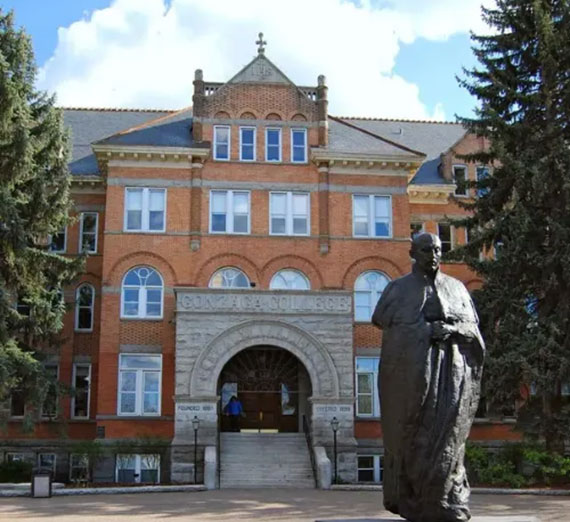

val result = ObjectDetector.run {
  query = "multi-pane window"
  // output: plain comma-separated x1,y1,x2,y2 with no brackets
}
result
291,129,307,163
353,195,391,238
476,165,490,197
42,363,59,418
265,128,281,162
240,127,256,161
10,389,25,417
355,357,381,417
118,354,161,416
357,455,383,483
75,284,94,331
354,271,390,322
125,188,166,232
6,453,25,463
210,190,250,234
79,212,98,253
71,363,91,419
116,454,160,484
437,223,452,254
121,267,163,319
270,192,309,236
38,453,56,474
270,270,310,290
410,222,424,239
49,227,67,253
69,454,89,482
209,267,250,289
214,125,230,160
453,165,468,196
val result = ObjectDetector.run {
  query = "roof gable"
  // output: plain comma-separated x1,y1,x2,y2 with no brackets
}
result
227,54,295,86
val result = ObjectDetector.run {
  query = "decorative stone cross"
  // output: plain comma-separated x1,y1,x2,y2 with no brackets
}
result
256,32,267,54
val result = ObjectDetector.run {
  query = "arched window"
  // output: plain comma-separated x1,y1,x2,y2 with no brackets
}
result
270,269,310,290
122,267,163,318
75,284,94,331
209,267,250,289
354,271,390,322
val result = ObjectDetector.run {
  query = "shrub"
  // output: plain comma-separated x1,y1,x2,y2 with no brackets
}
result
0,460,33,483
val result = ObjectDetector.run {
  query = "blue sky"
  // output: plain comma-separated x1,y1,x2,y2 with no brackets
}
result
2,0,487,120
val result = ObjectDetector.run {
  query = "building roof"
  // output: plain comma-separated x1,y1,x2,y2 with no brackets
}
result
336,118,467,184
63,108,467,183
63,108,175,175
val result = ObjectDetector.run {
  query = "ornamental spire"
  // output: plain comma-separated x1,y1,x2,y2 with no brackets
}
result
256,32,267,55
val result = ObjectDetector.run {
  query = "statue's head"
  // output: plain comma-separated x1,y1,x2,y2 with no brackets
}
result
410,233,442,276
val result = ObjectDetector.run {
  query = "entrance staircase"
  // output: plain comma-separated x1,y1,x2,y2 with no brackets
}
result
219,432,315,488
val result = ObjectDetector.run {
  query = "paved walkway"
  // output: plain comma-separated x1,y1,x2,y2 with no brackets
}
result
1,489,569,521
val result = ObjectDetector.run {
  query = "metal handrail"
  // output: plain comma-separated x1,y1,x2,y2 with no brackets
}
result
302,414,318,487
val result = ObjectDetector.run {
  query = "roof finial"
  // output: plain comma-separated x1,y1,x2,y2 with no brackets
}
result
256,32,267,55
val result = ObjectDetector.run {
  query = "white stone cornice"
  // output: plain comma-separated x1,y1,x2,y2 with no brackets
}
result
407,184,455,204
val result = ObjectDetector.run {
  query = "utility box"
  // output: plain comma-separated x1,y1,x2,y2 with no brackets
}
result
31,469,52,498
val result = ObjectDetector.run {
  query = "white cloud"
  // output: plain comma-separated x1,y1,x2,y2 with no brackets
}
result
38,0,493,120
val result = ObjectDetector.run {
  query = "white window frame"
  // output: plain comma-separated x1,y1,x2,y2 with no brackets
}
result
115,453,161,484
269,192,310,236
120,267,164,320
117,354,162,417
269,269,310,290
71,363,91,419
38,453,57,474
213,125,230,161
453,164,469,197
354,271,390,322
49,227,67,253
41,363,59,419
355,356,381,417
437,222,454,254
78,212,98,254
265,127,282,162
290,128,307,163
476,165,490,197
124,188,166,233
357,454,383,483
75,284,95,332
352,195,392,238
208,267,251,289
6,453,25,463
239,126,256,162
209,190,251,235
69,454,89,482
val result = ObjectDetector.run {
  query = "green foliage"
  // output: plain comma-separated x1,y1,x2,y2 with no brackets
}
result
465,443,570,487
452,0,570,450
0,9,82,421
0,459,33,483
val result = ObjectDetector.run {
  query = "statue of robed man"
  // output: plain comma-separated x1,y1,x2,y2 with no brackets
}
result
372,233,485,522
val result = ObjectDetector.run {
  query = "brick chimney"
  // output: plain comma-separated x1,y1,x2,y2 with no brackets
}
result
192,69,205,142
316,74,328,147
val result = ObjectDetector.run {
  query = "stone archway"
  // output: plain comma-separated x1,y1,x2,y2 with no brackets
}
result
189,319,339,400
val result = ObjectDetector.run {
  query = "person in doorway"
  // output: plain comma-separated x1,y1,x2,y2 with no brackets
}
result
224,395,244,432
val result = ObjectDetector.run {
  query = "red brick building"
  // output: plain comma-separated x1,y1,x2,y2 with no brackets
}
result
1,42,517,486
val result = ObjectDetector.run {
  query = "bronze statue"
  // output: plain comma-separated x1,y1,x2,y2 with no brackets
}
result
372,233,485,522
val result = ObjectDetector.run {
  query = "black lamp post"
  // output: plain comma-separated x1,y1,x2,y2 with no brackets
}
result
192,415,200,484
331,416,339,484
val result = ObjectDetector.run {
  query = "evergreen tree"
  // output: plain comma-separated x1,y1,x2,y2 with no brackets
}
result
0,10,82,424
453,0,570,450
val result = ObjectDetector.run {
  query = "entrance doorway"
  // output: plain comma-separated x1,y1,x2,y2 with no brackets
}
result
218,346,312,433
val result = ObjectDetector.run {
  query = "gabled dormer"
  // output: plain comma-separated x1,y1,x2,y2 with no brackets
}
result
191,33,329,163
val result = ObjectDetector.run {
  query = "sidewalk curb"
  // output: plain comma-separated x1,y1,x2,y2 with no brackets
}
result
0,484,206,497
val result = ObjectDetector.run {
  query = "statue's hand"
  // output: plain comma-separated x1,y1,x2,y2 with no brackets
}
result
431,321,456,341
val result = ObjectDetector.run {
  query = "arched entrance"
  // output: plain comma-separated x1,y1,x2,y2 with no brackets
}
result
218,345,312,433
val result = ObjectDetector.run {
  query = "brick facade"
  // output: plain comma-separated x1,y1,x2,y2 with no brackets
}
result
1,50,518,485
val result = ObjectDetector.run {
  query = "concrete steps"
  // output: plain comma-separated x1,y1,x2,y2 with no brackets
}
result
220,432,315,488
